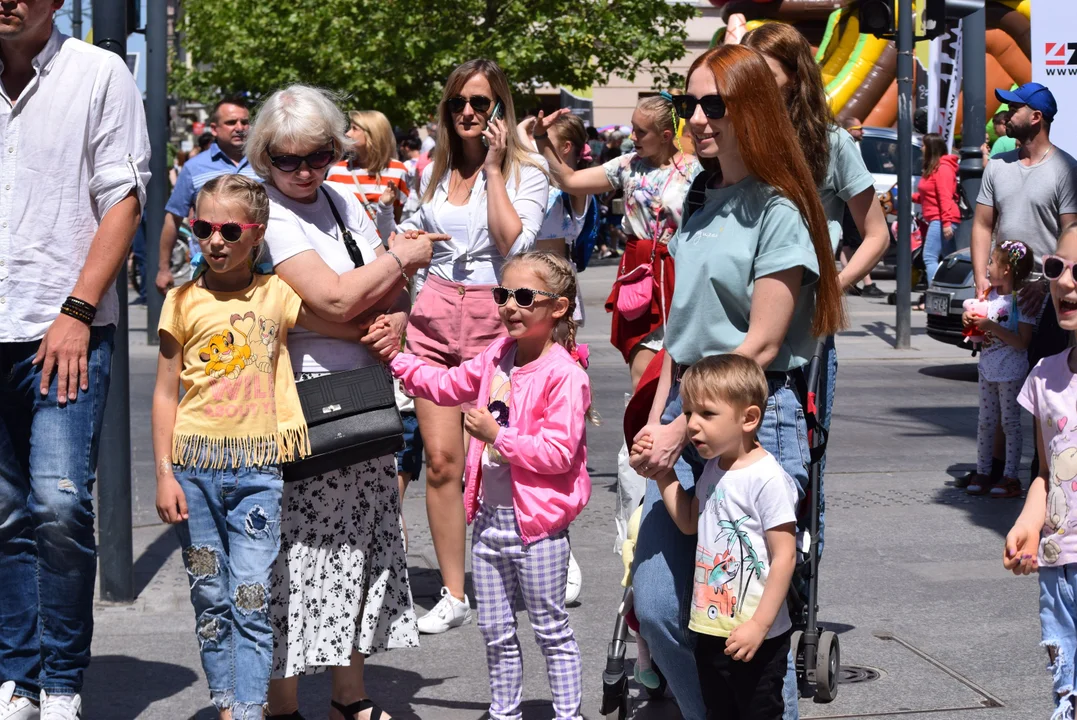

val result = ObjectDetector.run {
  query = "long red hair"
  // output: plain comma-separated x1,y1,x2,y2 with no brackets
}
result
687,44,846,338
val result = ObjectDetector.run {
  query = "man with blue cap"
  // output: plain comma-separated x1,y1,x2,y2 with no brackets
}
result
971,82,1077,488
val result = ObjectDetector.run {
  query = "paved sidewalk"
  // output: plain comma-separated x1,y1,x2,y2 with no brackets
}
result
84,266,1050,719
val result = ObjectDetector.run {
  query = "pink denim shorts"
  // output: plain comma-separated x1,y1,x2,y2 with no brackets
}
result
406,274,506,369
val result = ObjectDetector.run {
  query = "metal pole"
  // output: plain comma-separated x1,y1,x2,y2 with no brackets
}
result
93,0,133,603
895,0,914,349
72,0,82,41
957,6,986,251
145,0,167,345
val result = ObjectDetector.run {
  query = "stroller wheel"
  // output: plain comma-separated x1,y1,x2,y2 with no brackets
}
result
603,693,628,720
645,664,668,699
814,630,840,703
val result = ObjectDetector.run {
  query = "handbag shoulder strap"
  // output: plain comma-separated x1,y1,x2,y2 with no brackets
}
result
321,186,365,268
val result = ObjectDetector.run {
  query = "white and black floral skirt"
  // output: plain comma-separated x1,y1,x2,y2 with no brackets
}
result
269,373,419,678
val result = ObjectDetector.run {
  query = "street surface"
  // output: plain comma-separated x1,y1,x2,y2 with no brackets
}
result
86,263,1049,719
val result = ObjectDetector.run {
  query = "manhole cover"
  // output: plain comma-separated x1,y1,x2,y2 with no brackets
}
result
840,665,882,684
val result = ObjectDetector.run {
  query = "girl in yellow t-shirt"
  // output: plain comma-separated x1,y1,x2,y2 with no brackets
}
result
151,175,363,720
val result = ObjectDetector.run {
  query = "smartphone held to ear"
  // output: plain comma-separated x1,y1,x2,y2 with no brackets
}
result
481,102,504,148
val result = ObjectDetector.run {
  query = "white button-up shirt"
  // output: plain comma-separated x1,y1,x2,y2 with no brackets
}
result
0,27,150,342
375,156,549,290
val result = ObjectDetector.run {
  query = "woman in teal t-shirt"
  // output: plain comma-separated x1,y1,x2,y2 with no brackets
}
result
744,22,891,563
743,23,889,290
627,44,846,720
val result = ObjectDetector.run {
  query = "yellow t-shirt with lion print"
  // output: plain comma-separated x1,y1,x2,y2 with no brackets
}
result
159,274,309,469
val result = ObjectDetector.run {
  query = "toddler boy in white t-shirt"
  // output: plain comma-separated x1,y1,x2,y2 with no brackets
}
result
634,353,798,719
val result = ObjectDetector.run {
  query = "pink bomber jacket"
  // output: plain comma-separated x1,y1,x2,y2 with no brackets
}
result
391,337,592,544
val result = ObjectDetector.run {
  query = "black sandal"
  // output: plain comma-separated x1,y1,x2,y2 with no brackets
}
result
267,713,305,720
331,699,385,720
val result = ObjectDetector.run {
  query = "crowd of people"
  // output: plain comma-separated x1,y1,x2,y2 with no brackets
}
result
7,2,1077,719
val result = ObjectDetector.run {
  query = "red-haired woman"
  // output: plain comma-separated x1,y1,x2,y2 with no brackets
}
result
629,44,846,720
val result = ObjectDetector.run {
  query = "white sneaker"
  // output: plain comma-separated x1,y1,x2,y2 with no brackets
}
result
38,691,79,720
0,683,36,720
417,586,472,634
566,552,582,605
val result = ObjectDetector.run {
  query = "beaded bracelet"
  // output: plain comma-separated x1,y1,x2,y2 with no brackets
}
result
60,296,96,326
385,250,409,284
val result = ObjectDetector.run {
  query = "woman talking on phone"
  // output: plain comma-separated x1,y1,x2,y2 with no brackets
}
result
374,58,550,635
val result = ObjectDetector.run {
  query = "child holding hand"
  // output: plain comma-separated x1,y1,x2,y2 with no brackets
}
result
373,251,593,720
633,354,797,719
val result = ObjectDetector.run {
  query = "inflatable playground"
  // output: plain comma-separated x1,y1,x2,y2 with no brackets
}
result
710,0,1032,131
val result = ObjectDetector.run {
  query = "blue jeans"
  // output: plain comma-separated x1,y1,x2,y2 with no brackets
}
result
1039,565,1077,720
0,326,114,698
174,462,283,719
632,375,810,720
923,220,958,285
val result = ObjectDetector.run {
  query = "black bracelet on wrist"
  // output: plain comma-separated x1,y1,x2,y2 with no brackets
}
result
61,296,96,326
533,132,548,140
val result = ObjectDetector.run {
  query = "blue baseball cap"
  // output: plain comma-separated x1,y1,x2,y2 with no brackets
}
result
995,83,1058,121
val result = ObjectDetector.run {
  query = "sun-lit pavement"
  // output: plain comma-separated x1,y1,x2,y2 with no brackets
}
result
86,265,1049,719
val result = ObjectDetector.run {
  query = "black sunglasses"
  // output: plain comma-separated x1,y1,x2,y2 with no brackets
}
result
191,219,262,243
1044,255,1077,282
491,286,561,308
447,95,493,114
672,94,727,120
268,145,335,173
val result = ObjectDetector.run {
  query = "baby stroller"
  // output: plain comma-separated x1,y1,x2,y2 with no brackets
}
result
600,339,838,720
788,338,840,703
600,509,667,720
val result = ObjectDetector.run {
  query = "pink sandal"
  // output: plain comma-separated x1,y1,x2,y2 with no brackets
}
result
989,477,1023,498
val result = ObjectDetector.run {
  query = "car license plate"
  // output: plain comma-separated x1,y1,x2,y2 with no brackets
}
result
926,291,951,317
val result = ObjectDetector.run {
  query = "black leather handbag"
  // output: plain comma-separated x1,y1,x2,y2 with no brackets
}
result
282,188,405,482
284,365,404,481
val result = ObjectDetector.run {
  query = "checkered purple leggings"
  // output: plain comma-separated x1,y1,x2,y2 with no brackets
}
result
472,506,582,720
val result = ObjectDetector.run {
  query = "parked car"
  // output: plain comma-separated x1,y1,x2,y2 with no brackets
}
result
925,250,974,347
860,126,923,195
854,128,923,278
925,249,1043,348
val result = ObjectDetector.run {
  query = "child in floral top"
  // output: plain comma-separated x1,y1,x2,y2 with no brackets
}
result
1005,225,1077,720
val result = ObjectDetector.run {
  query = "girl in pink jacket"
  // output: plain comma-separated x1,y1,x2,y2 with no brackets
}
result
375,251,592,720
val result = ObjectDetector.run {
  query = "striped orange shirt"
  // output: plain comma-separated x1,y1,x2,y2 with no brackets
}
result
326,159,410,219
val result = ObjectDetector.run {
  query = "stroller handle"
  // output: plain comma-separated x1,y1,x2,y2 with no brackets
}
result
805,337,830,408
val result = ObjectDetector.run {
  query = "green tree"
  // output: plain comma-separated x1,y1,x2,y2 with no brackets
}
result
172,0,698,125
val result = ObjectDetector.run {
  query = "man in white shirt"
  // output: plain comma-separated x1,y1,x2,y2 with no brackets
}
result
0,4,150,719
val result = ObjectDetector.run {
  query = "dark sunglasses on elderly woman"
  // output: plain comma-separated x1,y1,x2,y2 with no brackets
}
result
672,94,727,120
191,220,261,243
446,95,493,114
1043,255,1077,282
268,146,335,173
491,286,561,308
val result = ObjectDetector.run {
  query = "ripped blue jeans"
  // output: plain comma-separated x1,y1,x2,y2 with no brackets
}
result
174,462,283,720
1040,565,1077,720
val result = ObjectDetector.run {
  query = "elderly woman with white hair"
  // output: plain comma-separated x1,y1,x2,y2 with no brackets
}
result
246,84,444,720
